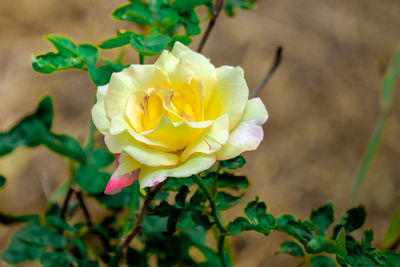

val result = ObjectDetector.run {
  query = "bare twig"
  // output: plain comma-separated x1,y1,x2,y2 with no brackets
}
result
76,190,93,227
197,0,225,53
120,180,167,250
250,46,283,98
60,187,75,220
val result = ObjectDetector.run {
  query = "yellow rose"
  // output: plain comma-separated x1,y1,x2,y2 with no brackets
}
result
92,42,268,194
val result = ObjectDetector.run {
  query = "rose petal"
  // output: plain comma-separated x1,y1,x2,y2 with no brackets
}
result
141,115,213,151
105,65,170,118
105,133,180,166
91,84,110,135
171,42,217,109
180,114,229,161
105,153,141,195
109,114,173,151
216,98,268,160
205,66,249,130
139,153,216,189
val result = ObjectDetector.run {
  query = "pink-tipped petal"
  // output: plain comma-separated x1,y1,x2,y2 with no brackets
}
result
104,169,139,195
152,181,160,186
116,153,121,167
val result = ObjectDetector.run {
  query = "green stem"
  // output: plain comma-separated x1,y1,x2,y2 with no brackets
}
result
218,235,227,267
192,175,227,267
139,54,145,65
122,182,140,236
193,175,226,233
211,164,221,197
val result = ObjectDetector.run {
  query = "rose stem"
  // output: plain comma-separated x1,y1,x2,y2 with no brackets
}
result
60,187,75,220
120,180,167,251
197,0,224,53
76,190,93,227
192,174,228,267
139,53,145,65
250,46,283,99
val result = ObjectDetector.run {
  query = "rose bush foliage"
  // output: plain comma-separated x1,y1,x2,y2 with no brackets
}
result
92,42,268,194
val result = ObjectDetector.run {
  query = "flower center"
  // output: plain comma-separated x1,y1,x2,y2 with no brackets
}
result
126,85,201,133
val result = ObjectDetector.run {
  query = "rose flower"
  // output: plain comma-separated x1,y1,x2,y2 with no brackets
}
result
92,42,268,194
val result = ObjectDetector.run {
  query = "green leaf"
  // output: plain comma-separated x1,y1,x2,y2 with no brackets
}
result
189,189,207,208
75,148,114,195
31,53,85,73
276,215,314,244
176,210,197,230
227,198,275,235
75,166,109,195
44,35,77,57
215,191,242,210
169,35,192,48
258,214,276,230
175,185,189,208
112,1,153,25
217,172,249,190
164,209,181,236
228,217,252,235
0,96,86,163
334,206,366,236
276,241,305,258
0,175,5,188
152,201,179,217
245,197,266,221
131,33,169,56
88,59,127,86
383,201,400,247
335,227,347,265
362,229,373,250
142,215,168,239
310,203,334,236
100,31,134,49
186,210,213,230
2,225,45,264
76,44,99,68
0,213,40,225
306,236,335,253
173,0,211,12
31,36,97,74
94,185,134,209
310,255,336,267
384,251,400,267
219,155,246,170
89,148,114,168
42,132,86,163
45,214,77,233
70,238,88,260
39,251,76,267
228,213,273,236
224,0,257,17
164,176,196,191
18,224,68,249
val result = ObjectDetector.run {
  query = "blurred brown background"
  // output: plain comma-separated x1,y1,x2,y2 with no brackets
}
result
1,0,400,266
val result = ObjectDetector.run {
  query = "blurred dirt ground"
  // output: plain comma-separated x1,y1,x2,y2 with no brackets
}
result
1,0,400,266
